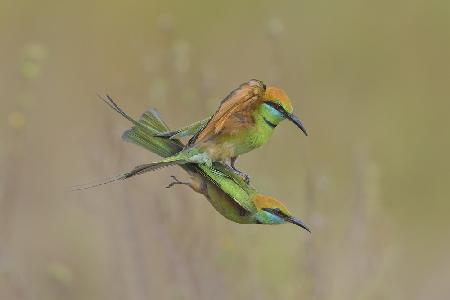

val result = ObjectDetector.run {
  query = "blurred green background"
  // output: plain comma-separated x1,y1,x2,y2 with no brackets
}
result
1,0,449,299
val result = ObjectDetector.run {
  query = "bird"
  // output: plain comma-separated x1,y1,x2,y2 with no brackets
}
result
72,96,310,232
132,79,308,182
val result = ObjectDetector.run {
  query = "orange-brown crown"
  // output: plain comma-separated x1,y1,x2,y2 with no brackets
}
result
264,86,293,113
252,194,291,216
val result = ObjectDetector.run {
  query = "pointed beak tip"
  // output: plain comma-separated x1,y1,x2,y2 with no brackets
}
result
286,112,308,136
298,123,308,136
300,224,311,234
288,217,311,233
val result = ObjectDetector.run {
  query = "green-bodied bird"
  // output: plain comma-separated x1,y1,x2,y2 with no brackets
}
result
73,97,310,231
132,79,308,181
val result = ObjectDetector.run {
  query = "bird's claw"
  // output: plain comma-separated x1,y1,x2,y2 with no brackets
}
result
236,171,251,184
229,168,251,184
166,175,189,189
243,173,251,184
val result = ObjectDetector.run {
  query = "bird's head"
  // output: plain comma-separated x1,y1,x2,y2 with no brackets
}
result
260,86,308,136
253,194,310,232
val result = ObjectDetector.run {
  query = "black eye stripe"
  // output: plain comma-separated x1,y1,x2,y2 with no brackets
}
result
262,208,286,218
264,101,286,115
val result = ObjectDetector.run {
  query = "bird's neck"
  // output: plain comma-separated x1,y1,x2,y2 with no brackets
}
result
249,111,276,149
252,104,285,136
257,103,285,128
255,210,285,224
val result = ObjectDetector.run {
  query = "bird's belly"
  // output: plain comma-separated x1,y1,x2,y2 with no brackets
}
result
205,182,254,224
201,141,236,161
198,128,273,161
233,129,273,156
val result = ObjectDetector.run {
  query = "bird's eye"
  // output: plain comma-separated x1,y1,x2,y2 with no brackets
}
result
263,207,282,216
264,101,285,114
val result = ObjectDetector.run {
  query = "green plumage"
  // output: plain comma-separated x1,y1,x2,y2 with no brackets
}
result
115,80,307,182
112,97,308,230
120,102,256,214
73,95,310,231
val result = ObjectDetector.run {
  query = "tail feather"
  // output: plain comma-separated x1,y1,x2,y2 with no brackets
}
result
153,117,210,139
71,96,187,191
122,127,182,158
122,111,183,158
100,95,184,157
70,160,182,191
138,108,171,132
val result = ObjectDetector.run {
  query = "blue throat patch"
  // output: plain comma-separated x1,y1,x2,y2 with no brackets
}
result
263,103,284,119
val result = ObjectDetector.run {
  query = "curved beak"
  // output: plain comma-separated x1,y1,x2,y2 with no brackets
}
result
286,216,311,233
286,112,308,136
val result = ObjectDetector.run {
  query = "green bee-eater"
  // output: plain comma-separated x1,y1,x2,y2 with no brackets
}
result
74,96,310,231
129,79,308,181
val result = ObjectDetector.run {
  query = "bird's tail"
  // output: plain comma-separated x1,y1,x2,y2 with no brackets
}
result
94,94,185,158
121,108,184,158
70,96,188,191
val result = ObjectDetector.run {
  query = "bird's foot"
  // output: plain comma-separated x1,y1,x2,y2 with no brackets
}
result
227,157,250,184
232,169,251,184
221,161,252,184
166,175,190,189
240,171,251,184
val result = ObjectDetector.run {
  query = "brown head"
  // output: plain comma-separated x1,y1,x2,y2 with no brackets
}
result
261,86,308,136
252,194,311,232
264,86,294,113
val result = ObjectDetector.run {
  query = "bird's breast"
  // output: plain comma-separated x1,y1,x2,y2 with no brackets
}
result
245,123,274,150
204,181,255,224
197,122,274,160
200,140,237,161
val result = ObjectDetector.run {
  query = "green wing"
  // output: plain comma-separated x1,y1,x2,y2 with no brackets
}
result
123,106,255,212
196,164,257,213
210,163,253,193
91,96,256,213
154,117,210,139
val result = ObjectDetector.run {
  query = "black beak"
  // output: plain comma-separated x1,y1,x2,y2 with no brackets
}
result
285,112,308,136
286,216,311,233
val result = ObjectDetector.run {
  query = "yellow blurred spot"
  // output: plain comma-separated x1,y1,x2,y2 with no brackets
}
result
20,44,48,80
8,111,26,129
47,261,73,286
20,61,41,80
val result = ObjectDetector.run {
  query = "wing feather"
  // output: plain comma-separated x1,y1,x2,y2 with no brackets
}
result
194,164,257,213
188,79,266,145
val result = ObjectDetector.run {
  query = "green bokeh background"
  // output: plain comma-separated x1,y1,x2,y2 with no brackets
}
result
1,1,449,299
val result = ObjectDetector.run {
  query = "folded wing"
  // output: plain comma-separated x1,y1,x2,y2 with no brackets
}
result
188,79,266,146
